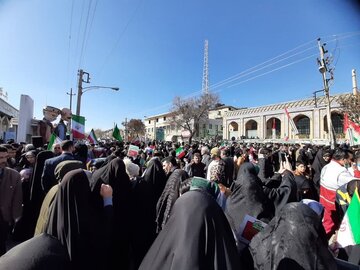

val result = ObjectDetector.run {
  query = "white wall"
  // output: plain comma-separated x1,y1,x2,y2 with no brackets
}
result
16,95,34,143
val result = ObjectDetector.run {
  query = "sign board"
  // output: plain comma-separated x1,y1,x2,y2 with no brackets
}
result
128,144,140,158
4,131,16,142
181,130,191,138
156,127,165,141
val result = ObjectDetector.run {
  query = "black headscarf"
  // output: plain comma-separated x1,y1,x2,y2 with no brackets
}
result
249,202,337,270
155,169,189,233
143,157,167,200
130,158,168,268
311,148,329,192
139,189,242,270
90,157,131,269
0,233,70,270
226,163,274,234
263,170,298,215
45,169,98,269
90,157,131,216
34,160,84,236
23,151,54,239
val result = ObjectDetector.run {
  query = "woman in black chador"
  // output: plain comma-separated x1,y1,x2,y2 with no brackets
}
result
130,158,167,269
249,202,337,270
90,158,131,270
226,163,274,235
46,168,107,270
139,183,242,270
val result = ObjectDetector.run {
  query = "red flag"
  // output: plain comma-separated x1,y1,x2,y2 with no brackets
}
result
344,113,349,133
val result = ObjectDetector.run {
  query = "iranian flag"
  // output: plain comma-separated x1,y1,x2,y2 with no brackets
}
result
337,188,360,248
176,147,185,159
47,133,62,150
72,115,85,139
285,107,299,135
344,113,360,146
87,129,98,144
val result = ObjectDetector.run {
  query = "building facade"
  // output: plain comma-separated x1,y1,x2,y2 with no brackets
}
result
0,92,19,142
144,106,237,142
223,94,347,143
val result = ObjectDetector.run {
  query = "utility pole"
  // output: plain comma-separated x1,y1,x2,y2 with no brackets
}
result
66,88,76,112
124,117,128,142
313,89,324,108
76,69,90,116
317,38,336,149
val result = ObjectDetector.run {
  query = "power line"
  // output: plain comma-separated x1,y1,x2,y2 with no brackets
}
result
128,31,360,116
214,53,318,92
78,0,93,69
137,53,319,116
98,0,145,76
81,0,99,67
66,0,75,90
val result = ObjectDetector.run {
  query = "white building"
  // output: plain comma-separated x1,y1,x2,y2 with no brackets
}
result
0,90,19,141
144,105,237,142
223,94,347,143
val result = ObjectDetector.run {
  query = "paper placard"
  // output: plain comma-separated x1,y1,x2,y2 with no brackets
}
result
237,214,267,245
128,144,140,157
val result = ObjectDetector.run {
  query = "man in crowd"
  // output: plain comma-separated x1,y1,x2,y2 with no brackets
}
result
162,156,178,180
320,148,356,239
0,146,22,255
221,148,235,187
41,140,75,193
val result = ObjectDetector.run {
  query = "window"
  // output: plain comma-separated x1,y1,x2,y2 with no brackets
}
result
209,124,212,129
218,111,221,115
203,124,206,129
156,118,159,122
164,117,166,121
151,128,153,132
221,125,223,130
148,120,151,124
295,116,310,135
215,125,218,130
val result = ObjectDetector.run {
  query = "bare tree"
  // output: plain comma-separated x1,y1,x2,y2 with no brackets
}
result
338,94,360,125
122,119,146,139
171,92,219,143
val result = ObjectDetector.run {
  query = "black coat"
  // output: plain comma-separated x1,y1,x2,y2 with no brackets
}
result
0,233,70,270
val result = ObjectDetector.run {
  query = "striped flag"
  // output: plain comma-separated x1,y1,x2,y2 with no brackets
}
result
87,129,98,144
72,115,85,139
176,146,185,159
284,107,299,135
337,188,360,248
344,113,360,146
47,133,62,150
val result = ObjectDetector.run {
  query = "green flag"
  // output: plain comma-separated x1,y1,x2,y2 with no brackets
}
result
47,133,62,150
112,124,123,142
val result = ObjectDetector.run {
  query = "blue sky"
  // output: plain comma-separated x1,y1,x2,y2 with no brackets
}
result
1,0,360,131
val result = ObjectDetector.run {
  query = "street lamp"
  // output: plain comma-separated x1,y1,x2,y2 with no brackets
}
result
76,69,119,116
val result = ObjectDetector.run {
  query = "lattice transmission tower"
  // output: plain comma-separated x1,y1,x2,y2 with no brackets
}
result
202,40,209,94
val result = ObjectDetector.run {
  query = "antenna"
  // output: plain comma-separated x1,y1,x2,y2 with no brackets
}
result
202,40,209,94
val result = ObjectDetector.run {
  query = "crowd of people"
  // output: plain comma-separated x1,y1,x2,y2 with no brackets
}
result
0,137,360,269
